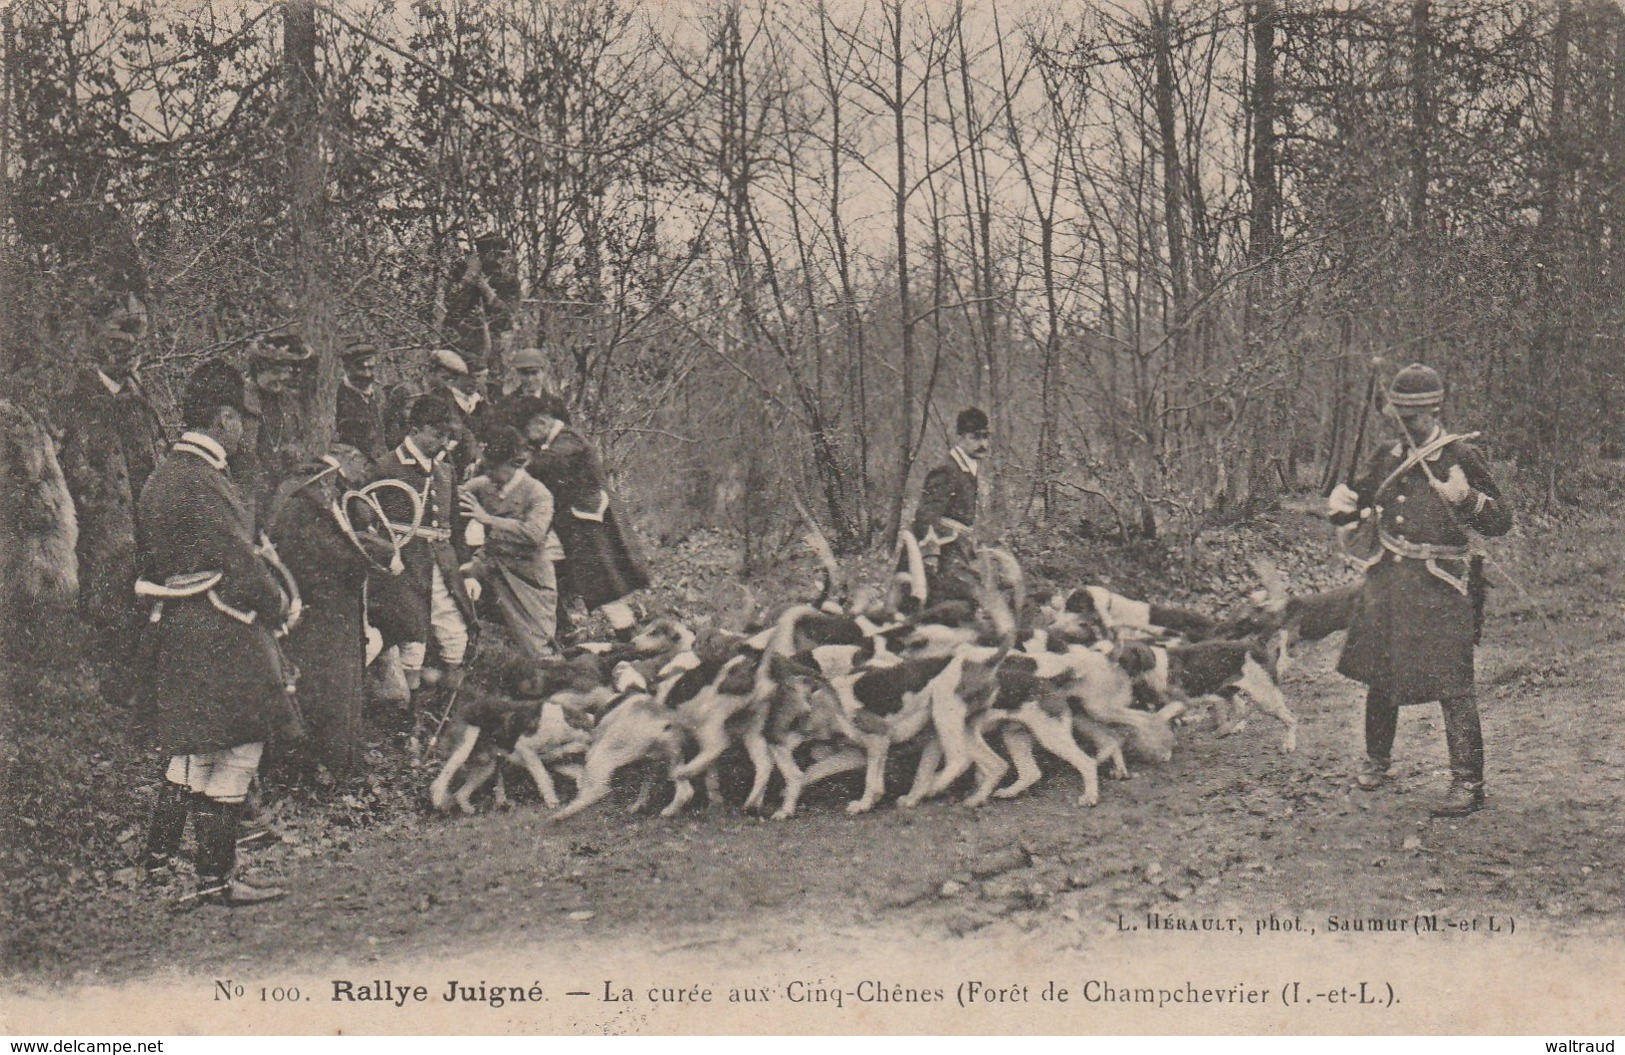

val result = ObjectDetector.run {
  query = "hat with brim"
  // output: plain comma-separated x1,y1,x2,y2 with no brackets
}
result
251,332,314,364
1387,363,1444,408
341,340,380,363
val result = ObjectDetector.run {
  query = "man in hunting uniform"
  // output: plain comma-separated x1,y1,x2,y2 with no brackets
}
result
513,394,648,639
368,395,476,727
137,361,299,907
1328,363,1512,817
906,407,990,606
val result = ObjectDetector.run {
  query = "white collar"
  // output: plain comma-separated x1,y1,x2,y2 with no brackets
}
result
538,419,565,450
449,388,481,416
96,369,125,396
399,437,436,473
1391,425,1445,460
950,446,979,477
175,431,228,472
343,378,375,398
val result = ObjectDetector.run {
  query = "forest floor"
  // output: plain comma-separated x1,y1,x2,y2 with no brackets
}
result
3,498,1623,1033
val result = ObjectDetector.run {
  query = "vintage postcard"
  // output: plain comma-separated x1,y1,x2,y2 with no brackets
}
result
2,0,1620,1037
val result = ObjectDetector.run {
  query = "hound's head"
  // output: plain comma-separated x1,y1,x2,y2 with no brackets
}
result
629,616,696,657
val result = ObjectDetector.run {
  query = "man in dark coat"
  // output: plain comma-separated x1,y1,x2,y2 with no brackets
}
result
335,340,389,462
513,394,649,638
906,407,989,605
1328,363,1512,817
368,395,476,720
56,309,169,697
267,444,396,778
427,348,492,479
136,361,298,907
444,233,519,371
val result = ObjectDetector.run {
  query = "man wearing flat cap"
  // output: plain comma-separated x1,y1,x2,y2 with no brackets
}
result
136,360,299,907
336,340,389,462
903,407,990,606
427,347,491,478
57,308,169,694
1328,363,1512,817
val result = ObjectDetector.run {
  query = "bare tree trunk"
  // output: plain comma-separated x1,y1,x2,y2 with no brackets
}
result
886,0,916,542
283,0,336,464
1151,0,1189,366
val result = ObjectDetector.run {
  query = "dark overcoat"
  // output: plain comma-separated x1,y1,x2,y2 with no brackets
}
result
527,424,650,609
911,451,980,599
56,368,168,627
335,382,389,462
267,466,393,775
366,443,473,648
136,441,295,755
1333,433,1512,704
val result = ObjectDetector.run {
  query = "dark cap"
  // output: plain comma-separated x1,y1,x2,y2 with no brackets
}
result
1387,363,1445,408
474,233,511,255
341,339,380,363
955,407,990,435
481,426,528,466
408,393,459,430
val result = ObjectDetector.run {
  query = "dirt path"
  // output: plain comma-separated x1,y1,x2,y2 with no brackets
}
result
4,513,1623,1033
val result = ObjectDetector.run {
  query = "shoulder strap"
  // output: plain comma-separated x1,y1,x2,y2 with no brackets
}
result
1376,431,1480,497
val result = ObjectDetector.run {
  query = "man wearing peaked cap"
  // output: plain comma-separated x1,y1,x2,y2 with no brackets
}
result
900,406,991,608
1327,362,1512,817
336,339,388,461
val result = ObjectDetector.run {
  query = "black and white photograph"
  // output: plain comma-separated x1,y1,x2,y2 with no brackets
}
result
0,0,1621,1037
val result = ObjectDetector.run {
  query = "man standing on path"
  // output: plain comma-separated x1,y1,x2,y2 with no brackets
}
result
136,361,298,907
1327,363,1512,818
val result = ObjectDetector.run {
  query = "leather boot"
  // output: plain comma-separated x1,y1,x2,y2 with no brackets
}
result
193,798,286,907
1431,780,1486,817
1434,694,1486,817
1355,756,1392,791
141,780,192,877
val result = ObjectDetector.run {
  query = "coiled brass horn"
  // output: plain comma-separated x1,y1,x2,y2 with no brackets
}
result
335,478,425,576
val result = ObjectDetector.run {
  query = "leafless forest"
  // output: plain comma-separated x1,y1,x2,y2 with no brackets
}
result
4,0,1623,553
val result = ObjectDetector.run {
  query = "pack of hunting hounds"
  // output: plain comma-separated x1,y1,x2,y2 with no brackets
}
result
427,548,1362,823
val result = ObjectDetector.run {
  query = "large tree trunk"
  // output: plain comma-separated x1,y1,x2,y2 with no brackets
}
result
281,0,337,466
